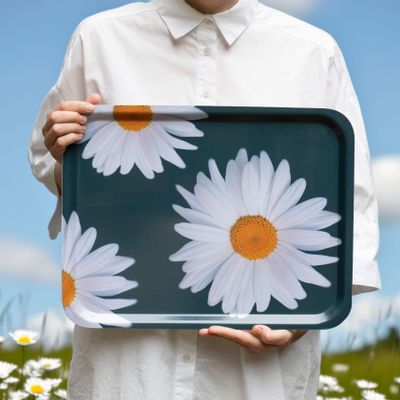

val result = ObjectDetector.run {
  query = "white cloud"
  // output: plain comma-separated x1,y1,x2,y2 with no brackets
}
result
259,0,319,15
26,310,74,350
0,237,58,282
372,155,400,221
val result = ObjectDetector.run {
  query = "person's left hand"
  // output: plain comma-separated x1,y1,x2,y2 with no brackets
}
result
199,325,308,355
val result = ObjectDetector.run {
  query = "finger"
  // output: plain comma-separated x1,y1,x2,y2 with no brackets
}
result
56,100,95,114
51,132,84,159
43,111,87,135
251,325,294,346
45,123,86,148
86,92,102,104
207,326,265,353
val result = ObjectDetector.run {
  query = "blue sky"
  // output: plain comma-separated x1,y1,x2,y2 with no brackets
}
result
0,0,399,349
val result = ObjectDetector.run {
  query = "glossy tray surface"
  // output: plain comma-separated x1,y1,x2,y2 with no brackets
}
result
62,105,354,329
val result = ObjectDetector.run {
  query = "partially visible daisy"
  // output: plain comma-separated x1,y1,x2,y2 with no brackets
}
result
9,330,38,346
80,105,208,178
0,335,4,344
319,374,344,394
354,379,378,389
37,358,61,371
331,363,349,373
389,384,399,395
24,377,52,399
9,391,29,400
361,390,386,400
170,148,341,315
22,360,42,377
62,211,138,328
54,389,67,399
0,382,7,390
45,378,62,389
394,376,400,384
0,361,17,379
4,376,19,384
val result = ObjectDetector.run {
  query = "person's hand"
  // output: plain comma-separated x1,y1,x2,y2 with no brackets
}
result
199,325,308,355
42,93,102,163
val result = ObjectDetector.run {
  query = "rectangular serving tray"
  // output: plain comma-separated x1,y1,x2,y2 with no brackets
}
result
62,105,354,330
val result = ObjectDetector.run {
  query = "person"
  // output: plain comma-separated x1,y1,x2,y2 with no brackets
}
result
28,0,381,398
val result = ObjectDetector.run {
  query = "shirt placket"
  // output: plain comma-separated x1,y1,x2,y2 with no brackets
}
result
174,330,198,400
195,16,218,105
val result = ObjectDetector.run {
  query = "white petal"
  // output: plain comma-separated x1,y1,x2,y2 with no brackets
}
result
157,115,204,137
208,159,226,191
208,252,241,306
274,246,331,287
225,159,246,215
176,184,205,212
135,133,156,179
181,245,232,273
62,211,82,269
64,305,101,328
172,204,229,229
258,151,274,215
68,227,97,272
150,123,186,168
235,148,248,171
235,263,255,315
77,290,136,311
268,178,307,221
142,126,164,173
241,162,260,214
265,159,291,218
76,276,138,296
154,126,197,150
273,197,327,230
73,243,119,277
292,210,341,230
278,229,341,251
174,222,228,242
102,131,126,176
254,260,271,312
169,240,231,262
277,241,338,266
78,119,112,144
120,133,138,175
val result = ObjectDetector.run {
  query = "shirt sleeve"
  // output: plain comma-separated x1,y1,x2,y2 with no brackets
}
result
327,41,382,296
28,28,87,240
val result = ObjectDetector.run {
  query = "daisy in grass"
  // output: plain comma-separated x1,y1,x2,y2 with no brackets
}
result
24,377,52,399
23,360,42,377
0,335,4,344
54,389,67,399
318,374,344,394
37,358,61,371
9,330,38,346
170,148,341,315
331,363,350,373
9,391,29,400
394,377,400,384
361,390,386,400
79,105,208,178
62,211,138,328
354,379,378,389
4,376,19,384
0,361,17,379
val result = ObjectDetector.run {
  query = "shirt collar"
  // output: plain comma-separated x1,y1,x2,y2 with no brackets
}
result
157,0,258,46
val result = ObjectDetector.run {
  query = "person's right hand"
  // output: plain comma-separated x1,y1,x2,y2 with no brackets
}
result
42,93,102,163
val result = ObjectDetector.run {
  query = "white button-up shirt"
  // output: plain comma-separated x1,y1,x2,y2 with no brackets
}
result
28,0,381,398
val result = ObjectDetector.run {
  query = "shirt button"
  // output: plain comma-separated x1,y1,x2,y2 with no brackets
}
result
182,354,191,362
202,89,209,98
203,48,211,56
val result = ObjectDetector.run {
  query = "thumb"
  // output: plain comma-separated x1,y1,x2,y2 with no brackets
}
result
86,92,102,105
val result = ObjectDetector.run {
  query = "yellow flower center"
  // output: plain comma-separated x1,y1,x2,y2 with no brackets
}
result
17,336,31,345
30,385,44,394
113,105,153,131
230,215,277,260
62,270,76,308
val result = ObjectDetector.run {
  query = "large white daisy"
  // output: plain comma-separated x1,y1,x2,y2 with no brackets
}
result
62,211,138,328
79,105,208,178
170,148,341,315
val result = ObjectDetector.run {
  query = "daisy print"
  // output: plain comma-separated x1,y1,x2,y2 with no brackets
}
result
79,105,208,178
169,148,341,316
62,211,138,328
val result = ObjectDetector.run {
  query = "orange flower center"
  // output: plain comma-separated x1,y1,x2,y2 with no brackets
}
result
30,385,44,394
230,215,277,260
62,270,76,308
113,105,153,131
